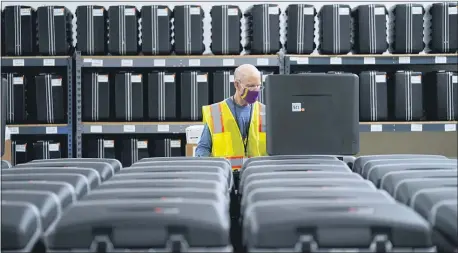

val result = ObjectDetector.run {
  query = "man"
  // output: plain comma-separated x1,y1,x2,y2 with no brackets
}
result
195,64,267,170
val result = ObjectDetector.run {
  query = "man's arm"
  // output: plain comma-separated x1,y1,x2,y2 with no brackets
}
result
194,124,212,157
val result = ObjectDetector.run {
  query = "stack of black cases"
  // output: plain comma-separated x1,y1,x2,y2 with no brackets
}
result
147,72,177,121
391,4,425,54
11,141,28,165
174,5,205,55
33,141,62,160
426,71,458,121
84,138,116,159
319,4,352,54
2,73,26,123
108,5,139,55
244,4,281,54
392,71,424,121
120,138,149,167
82,72,110,121
141,5,172,55
359,71,388,121
353,4,388,54
260,71,273,104
211,5,242,55
36,6,73,56
2,6,37,56
154,138,183,157
34,74,65,124
76,5,108,55
114,73,144,121
429,2,458,53
180,71,209,121
285,4,316,54
213,71,235,103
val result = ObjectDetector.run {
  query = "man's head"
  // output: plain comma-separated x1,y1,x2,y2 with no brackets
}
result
233,64,262,105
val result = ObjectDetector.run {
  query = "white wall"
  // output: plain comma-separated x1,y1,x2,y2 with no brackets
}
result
2,1,454,54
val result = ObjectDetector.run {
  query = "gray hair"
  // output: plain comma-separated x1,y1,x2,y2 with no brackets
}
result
234,64,261,83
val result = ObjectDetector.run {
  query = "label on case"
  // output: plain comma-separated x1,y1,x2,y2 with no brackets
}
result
43,59,55,66
330,57,342,64
228,8,238,16
90,125,102,133
229,75,235,82
339,8,349,15
93,9,104,16
410,124,422,132
124,8,136,16
91,59,103,67
375,75,386,83
410,75,421,84
444,124,456,132
97,75,108,83
121,59,133,67
49,143,60,152
16,145,26,152
13,77,24,85
157,125,169,132
137,141,148,149
257,58,269,66
223,59,235,66
123,125,135,132
452,76,458,83
448,7,457,15
9,127,19,134
412,7,423,15
154,59,166,66
303,7,314,15
104,140,114,148
46,127,58,134
157,8,168,16
13,59,24,66
53,8,64,16
20,8,31,16
171,140,181,148
131,75,142,83
190,7,200,15
268,7,278,15
197,75,207,83
164,75,175,83
435,56,447,64
364,57,376,64
370,124,383,132
51,78,62,86
375,7,385,15
398,57,410,64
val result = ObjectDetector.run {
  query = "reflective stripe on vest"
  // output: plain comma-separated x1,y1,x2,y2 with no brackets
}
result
228,156,244,170
209,103,224,133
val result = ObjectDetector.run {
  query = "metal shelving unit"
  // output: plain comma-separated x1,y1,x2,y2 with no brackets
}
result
2,56,74,158
74,52,282,157
284,54,458,69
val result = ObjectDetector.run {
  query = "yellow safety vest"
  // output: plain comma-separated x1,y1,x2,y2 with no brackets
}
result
202,100,267,170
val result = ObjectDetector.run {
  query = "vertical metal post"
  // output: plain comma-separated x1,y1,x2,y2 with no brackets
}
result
283,55,291,74
278,53,285,74
66,56,73,158
75,51,83,158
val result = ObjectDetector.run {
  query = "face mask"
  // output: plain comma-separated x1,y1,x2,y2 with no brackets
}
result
241,87,259,104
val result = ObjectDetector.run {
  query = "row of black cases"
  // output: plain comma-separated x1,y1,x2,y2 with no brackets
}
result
83,137,184,167
3,3,456,56
10,140,62,165
82,71,272,122
287,2,458,54
2,73,65,124
2,5,73,56
359,70,458,121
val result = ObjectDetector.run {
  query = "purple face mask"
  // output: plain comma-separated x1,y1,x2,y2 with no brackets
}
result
240,87,259,104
